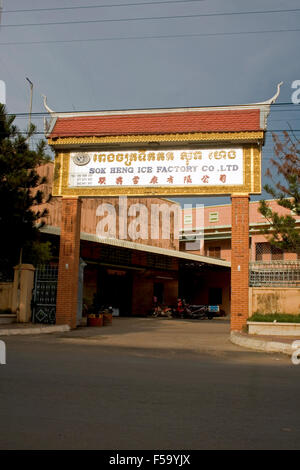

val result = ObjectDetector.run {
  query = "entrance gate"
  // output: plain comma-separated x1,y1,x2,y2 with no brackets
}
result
32,264,58,324
45,83,282,329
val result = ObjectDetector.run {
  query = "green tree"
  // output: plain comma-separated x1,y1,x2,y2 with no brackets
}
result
259,131,300,254
0,103,52,277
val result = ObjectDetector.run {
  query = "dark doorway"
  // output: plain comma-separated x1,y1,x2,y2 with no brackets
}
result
96,267,133,316
153,282,164,304
208,287,222,305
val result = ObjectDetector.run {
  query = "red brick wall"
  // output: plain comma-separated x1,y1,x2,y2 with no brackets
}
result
35,163,179,250
56,197,82,328
230,195,249,331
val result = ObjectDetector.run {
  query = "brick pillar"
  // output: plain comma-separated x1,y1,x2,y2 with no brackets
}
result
230,194,249,331
56,197,82,328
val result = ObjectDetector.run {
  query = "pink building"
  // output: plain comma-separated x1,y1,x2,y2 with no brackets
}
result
180,199,300,262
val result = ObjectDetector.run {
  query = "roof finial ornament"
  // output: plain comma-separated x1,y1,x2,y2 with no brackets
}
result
42,94,55,113
44,117,50,134
259,81,283,105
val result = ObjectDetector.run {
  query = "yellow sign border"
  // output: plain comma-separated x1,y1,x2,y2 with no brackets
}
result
52,144,261,197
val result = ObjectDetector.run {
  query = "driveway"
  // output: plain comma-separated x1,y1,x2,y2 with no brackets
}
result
62,317,234,352
49,316,291,365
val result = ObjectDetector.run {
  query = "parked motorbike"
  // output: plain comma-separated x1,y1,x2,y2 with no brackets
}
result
150,299,219,320
172,298,185,318
174,298,218,320
151,304,173,318
184,304,214,320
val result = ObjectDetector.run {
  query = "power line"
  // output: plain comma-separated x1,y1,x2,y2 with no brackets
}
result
5,102,300,117
1,8,300,28
13,110,300,120
2,0,206,14
1,27,300,46
271,118,300,122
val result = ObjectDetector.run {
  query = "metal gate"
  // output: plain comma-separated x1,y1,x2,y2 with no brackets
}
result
32,264,58,324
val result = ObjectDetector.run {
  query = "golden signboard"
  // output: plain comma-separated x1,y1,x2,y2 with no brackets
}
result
52,145,261,197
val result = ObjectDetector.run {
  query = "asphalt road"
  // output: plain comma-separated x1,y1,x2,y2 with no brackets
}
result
0,319,300,450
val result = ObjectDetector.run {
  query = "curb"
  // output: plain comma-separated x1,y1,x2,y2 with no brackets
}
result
230,331,293,356
0,325,70,336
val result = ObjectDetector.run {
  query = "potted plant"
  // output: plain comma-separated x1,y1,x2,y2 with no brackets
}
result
87,311,103,327
102,306,113,326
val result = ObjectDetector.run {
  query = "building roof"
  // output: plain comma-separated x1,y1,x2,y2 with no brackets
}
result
41,225,231,268
44,83,283,139
48,109,262,138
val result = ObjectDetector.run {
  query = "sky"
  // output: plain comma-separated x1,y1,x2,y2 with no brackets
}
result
0,0,300,207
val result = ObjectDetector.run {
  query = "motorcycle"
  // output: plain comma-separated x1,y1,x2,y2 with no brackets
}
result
184,304,214,320
174,298,218,320
172,298,185,318
150,299,219,320
151,303,173,318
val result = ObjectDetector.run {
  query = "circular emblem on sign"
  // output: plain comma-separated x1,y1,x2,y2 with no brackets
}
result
72,153,91,166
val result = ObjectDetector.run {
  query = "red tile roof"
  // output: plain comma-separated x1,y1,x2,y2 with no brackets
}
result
49,109,262,138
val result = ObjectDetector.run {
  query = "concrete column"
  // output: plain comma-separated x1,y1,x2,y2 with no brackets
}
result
230,194,250,331
56,197,82,328
12,264,35,322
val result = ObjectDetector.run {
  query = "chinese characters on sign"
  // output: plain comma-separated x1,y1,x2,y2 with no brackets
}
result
68,148,243,188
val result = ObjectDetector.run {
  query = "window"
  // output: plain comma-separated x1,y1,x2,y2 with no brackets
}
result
271,245,283,261
147,253,172,270
255,242,283,261
207,246,221,259
209,212,219,223
255,242,267,261
183,214,193,225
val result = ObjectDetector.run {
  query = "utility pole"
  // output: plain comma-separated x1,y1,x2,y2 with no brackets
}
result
26,77,33,145
0,1,3,26
17,76,33,316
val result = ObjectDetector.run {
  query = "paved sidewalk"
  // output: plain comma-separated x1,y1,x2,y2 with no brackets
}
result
0,323,70,336
231,330,299,356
